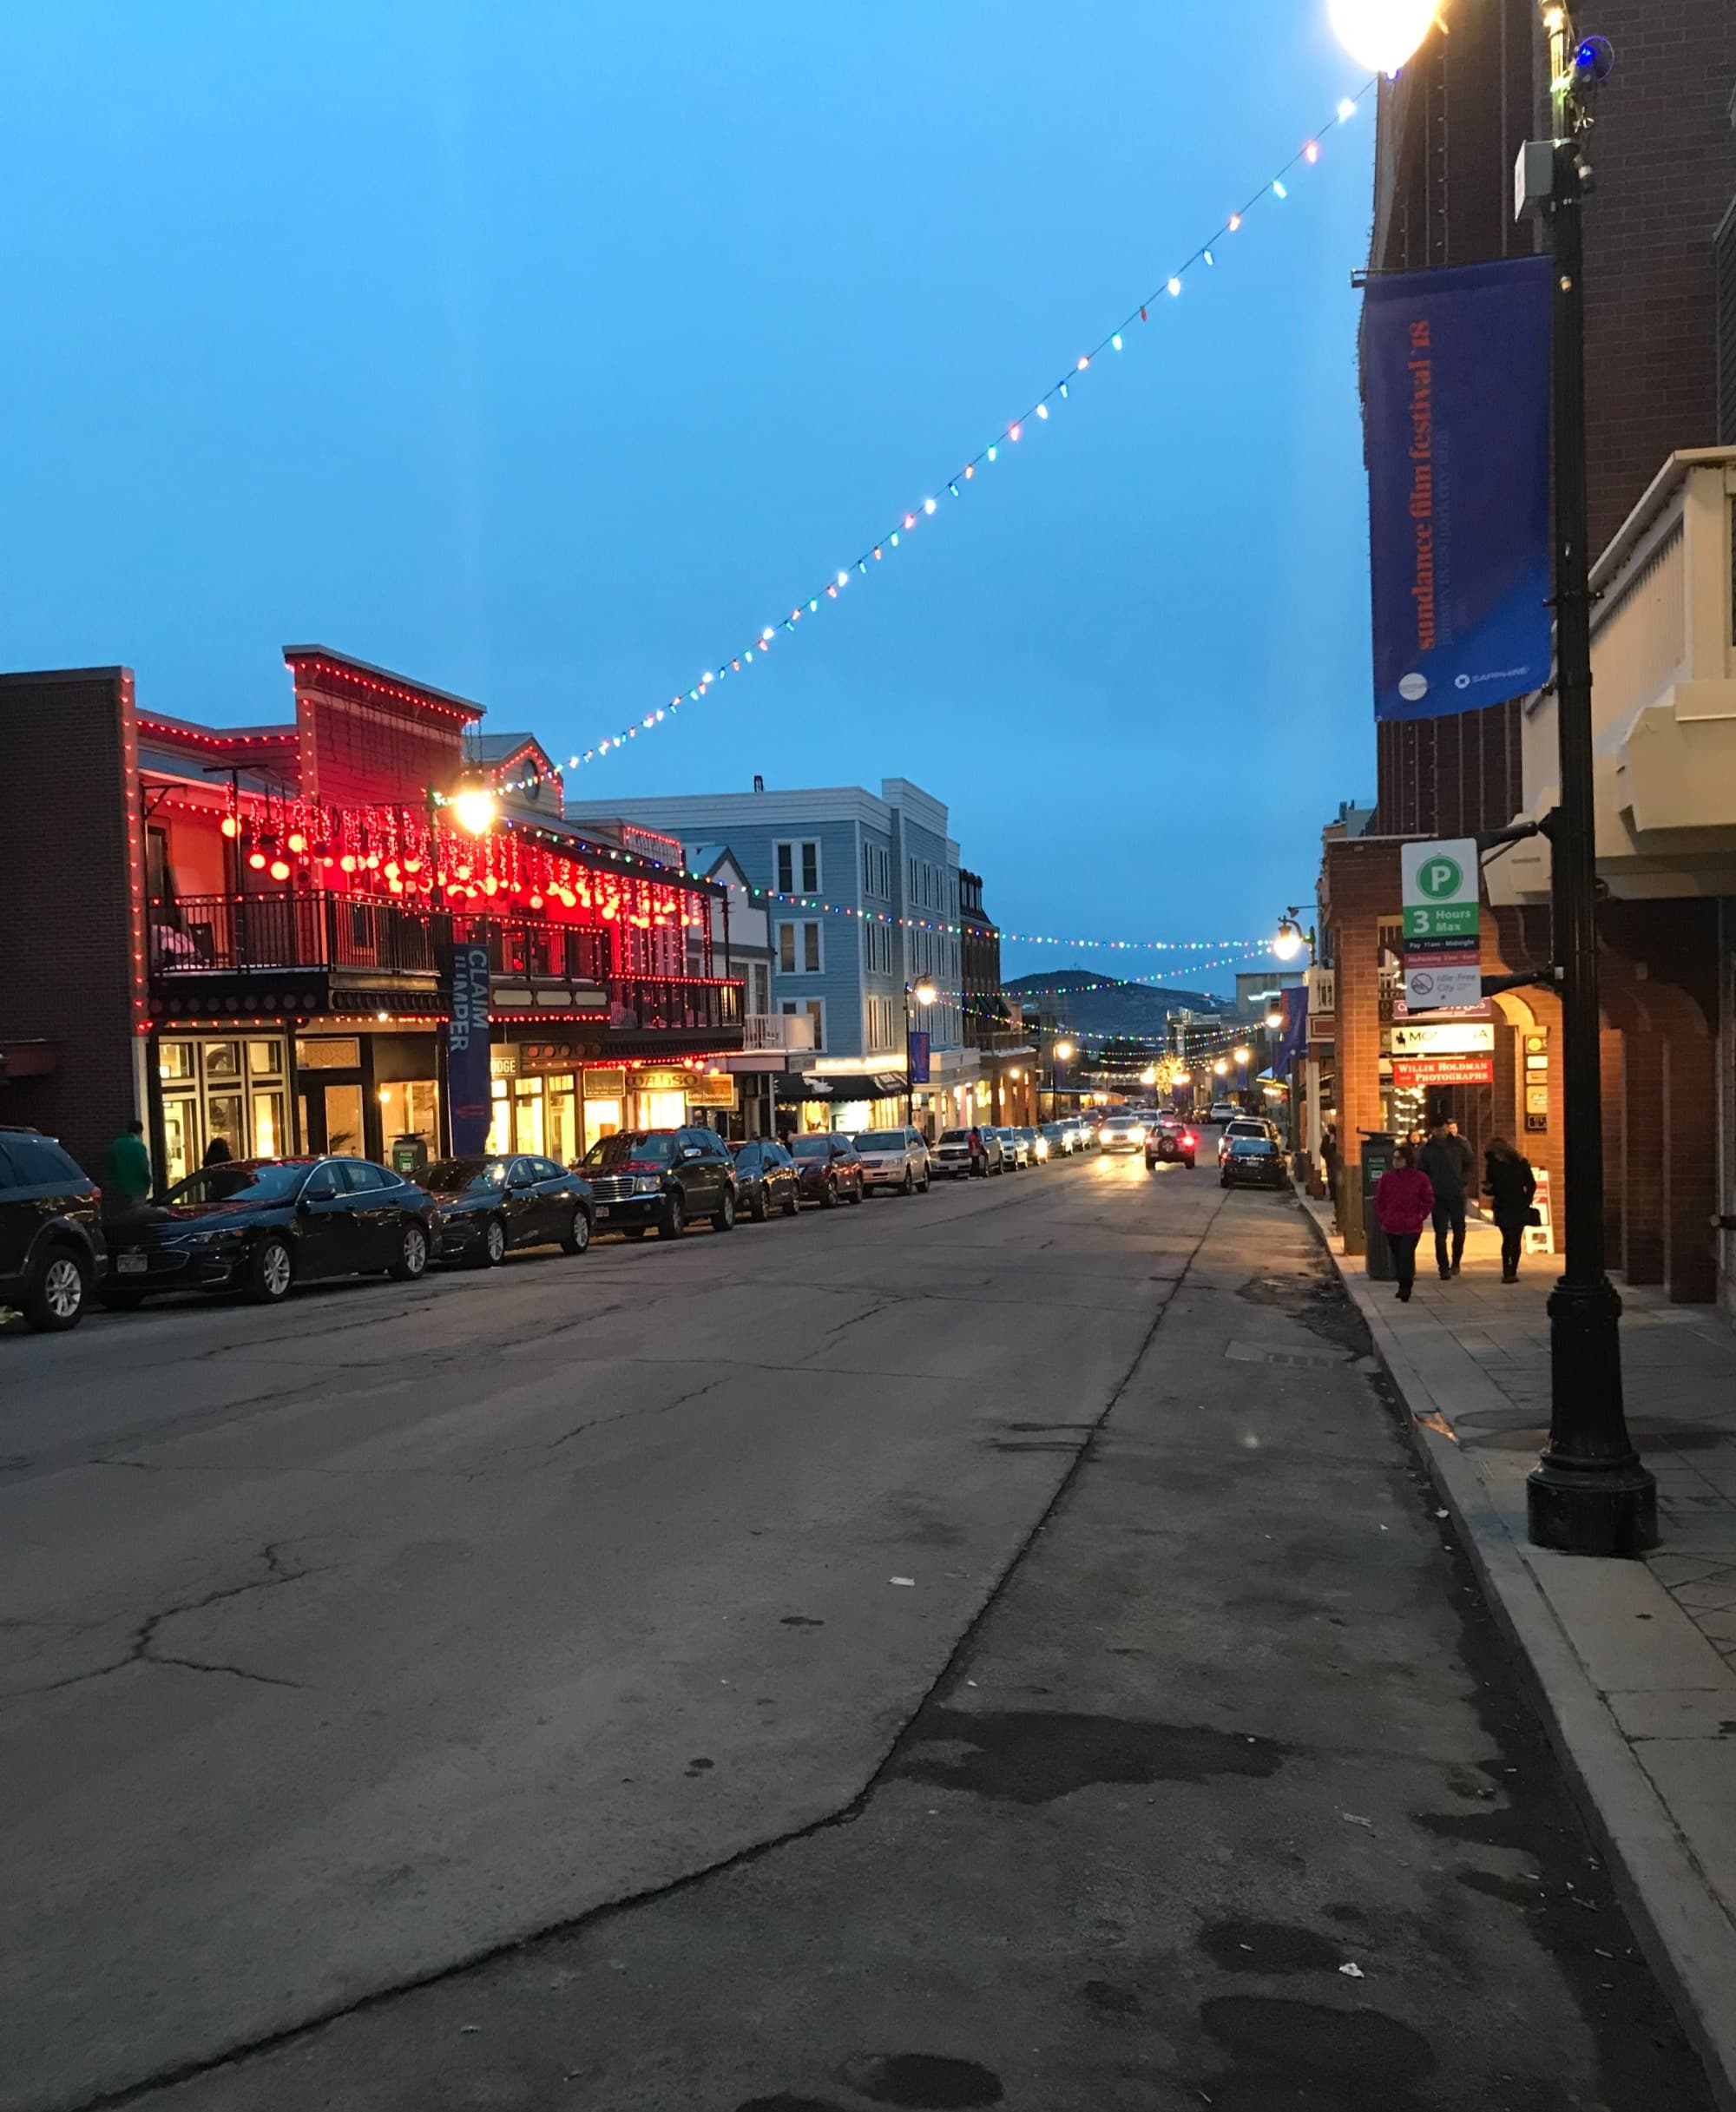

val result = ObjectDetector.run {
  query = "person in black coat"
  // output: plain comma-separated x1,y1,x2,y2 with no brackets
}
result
1419,1119,1476,1280
1483,1138,1538,1283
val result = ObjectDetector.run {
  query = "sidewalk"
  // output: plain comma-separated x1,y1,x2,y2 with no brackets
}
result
1307,1199,1736,2110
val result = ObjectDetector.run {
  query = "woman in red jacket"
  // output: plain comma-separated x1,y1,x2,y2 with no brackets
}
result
1373,1144,1435,1304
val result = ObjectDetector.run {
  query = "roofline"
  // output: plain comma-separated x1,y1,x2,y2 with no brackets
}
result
282,645,486,721
0,665,132,688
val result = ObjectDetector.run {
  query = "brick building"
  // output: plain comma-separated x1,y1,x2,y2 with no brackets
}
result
0,650,742,1187
1318,1,1736,1313
959,868,1036,1127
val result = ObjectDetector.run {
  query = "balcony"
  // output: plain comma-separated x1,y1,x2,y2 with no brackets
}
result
148,894,746,1055
742,1012,817,1052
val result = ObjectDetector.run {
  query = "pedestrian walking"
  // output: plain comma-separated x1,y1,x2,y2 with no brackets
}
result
968,1124,987,1178
1483,1138,1538,1283
1320,1122,1339,1203
106,1118,153,1211
1419,1117,1476,1280
1374,1143,1434,1304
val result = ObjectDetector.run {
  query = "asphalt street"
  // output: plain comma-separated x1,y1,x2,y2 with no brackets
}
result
0,1148,1712,2112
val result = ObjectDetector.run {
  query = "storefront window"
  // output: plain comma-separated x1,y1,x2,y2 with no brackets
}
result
203,1040,241,1079
547,1076,577,1168
378,1081,439,1156
161,1098,196,1188
206,1092,246,1160
638,1089,687,1131
581,1097,621,1151
252,1090,286,1158
513,1078,547,1155
159,1043,194,1083
159,1032,289,1174
487,1076,510,1155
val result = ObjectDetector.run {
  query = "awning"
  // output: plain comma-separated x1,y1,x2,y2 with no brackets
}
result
776,1071,907,1103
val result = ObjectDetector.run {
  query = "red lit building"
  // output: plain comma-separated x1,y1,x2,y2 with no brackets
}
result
0,648,742,1184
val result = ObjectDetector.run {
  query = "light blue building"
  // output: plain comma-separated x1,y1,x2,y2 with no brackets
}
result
565,780,976,1134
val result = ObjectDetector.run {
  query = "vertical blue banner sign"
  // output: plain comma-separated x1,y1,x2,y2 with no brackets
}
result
908,1031,931,1087
1365,256,1553,722
447,941,493,1155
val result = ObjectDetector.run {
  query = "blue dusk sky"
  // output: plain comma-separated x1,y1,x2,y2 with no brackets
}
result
2,3,1377,990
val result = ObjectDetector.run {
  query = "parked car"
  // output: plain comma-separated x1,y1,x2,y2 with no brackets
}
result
1021,1126,1049,1164
98,1155,438,1307
1098,1114,1149,1155
1207,1101,1240,1126
1220,1135,1292,1191
0,1125,106,1332
582,1128,737,1240
424,1154,593,1267
1146,1117,1198,1171
730,1137,801,1220
853,1128,930,1195
790,1132,865,1207
1218,1115,1279,1166
1040,1121,1075,1157
994,1127,1032,1169
932,1128,1004,1179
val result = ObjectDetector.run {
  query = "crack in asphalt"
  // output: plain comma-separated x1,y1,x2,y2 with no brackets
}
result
2,1541,325,1705
59,1183,1232,2112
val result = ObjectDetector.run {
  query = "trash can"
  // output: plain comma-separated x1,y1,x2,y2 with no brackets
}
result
391,1134,429,1179
1360,1133,1397,1282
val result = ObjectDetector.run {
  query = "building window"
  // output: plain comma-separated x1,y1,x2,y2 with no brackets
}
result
775,839,819,896
752,963,771,1013
778,922,822,974
783,997,825,1051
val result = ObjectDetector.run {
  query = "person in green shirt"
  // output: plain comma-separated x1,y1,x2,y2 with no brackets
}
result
107,1120,153,1208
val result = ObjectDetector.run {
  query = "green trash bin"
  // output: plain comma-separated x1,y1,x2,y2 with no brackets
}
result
1360,1133,1397,1282
391,1135,429,1179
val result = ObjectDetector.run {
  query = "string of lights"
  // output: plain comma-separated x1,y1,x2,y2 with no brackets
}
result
759,889,1266,952
477,76,1376,786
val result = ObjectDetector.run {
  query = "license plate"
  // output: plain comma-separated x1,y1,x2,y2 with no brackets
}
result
595,1205,611,1220
116,1253,148,1274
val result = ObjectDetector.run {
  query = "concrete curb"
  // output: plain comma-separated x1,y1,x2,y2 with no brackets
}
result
1301,1197,1736,2112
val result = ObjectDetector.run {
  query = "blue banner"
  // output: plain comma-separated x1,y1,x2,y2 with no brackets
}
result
1365,257,1553,722
446,941,493,1155
1272,988,1309,1074
908,1030,931,1086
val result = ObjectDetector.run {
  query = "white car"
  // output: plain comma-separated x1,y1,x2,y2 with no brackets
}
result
1208,1102,1240,1126
1098,1114,1150,1154
993,1127,1032,1169
853,1128,931,1195
932,1128,1004,1179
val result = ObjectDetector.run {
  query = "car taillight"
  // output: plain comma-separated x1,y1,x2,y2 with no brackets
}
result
89,1184,103,1213
1183,1134,1196,1148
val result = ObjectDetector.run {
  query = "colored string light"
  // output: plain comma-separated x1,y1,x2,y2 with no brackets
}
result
472,76,1377,790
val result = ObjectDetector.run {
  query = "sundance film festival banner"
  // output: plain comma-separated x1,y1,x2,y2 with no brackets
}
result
1365,256,1553,723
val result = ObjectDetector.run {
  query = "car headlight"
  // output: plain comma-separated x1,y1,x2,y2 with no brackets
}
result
630,1174,663,1195
187,1227,242,1247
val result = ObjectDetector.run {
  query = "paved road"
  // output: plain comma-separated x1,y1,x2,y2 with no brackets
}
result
0,1149,1711,2111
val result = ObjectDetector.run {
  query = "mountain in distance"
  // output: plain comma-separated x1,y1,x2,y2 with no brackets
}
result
1002,970,1227,1041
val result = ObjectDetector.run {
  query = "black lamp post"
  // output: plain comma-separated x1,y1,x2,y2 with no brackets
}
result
1522,18,1655,1555
904,980,937,1132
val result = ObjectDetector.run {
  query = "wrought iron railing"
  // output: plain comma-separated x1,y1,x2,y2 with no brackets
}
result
150,893,437,976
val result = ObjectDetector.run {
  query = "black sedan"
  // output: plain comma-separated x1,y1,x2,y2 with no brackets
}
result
729,1138,800,1221
98,1156,440,1307
1220,1135,1292,1192
789,1133,865,1207
424,1154,593,1267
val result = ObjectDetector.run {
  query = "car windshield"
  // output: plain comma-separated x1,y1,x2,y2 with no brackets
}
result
938,1130,970,1145
791,1136,835,1158
424,1158,508,1193
584,1132,676,1168
1227,1121,1266,1136
1231,1137,1275,1155
163,1161,312,1208
855,1133,907,1150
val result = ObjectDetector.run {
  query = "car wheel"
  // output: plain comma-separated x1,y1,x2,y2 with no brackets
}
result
919,1172,930,1193
821,1177,838,1209
659,1192,686,1240
23,1244,89,1332
749,1186,769,1223
1184,1157,1195,1170
713,1187,736,1233
471,1215,507,1268
561,1209,590,1256
848,1179,863,1205
900,1168,914,1196
389,1220,430,1280
246,1235,294,1304
781,1187,799,1218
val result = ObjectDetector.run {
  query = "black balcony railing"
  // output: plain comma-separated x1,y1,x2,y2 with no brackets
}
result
609,975,741,1034
151,893,437,977
470,918,609,984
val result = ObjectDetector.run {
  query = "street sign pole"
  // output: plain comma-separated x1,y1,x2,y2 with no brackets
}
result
1522,91,1655,1554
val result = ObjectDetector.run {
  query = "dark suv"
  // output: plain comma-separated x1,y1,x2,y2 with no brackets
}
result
0,1126,106,1331
581,1128,738,1240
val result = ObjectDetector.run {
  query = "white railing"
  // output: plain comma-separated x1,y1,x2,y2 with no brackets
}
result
743,1012,817,1052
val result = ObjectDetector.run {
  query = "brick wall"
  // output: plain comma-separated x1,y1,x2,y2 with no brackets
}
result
1322,836,1403,1251
0,670,142,1178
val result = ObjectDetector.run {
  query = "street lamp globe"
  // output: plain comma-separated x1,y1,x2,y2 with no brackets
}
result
913,981,937,1007
1233,1047,1252,1066
1265,1008,1285,1032
450,786,496,837
1139,1065,1158,1088
1213,1058,1230,1077
1054,1039,1075,1063
1272,919,1304,963
1327,0,1437,74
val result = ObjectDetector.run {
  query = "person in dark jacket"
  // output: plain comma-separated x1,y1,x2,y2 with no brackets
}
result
1374,1144,1435,1304
1483,1139,1538,1282
202,1135,233,1168
1418,1118,1476,1280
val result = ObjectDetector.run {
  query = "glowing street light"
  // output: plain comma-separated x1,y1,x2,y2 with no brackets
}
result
913,980,937,1008
1139,1064,1159,1088
1272,917,1305,963
1265,1008,1286,1032
450,785,497,837
1213,1058,1230,1078
1054,1040,1075,1063
1327,0,1439,76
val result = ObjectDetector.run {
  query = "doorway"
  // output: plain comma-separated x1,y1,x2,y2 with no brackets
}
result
299,1080,366,1157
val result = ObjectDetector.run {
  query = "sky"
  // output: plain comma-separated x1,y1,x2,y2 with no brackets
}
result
1,2,1377,992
